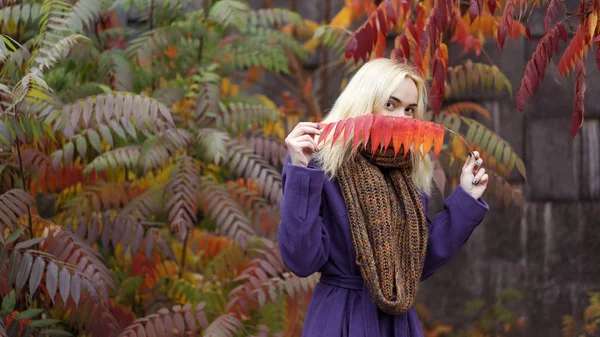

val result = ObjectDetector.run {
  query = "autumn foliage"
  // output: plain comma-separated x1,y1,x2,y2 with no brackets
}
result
343,0,600,138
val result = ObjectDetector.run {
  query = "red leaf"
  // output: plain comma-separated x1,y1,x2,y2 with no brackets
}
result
382,115,395,151
377,8,388,36
362,114,374,149
29,256,44,295
469,0,481,23
317,123,335,147
497,0,515,49
392,117,407,156
345,37,358,61
331,119,347,148
571,60,586,138
353,115,367,150
403,118,416,157
385,0,397,26
370,114,386,153
343,117,355,148
488,0,497,14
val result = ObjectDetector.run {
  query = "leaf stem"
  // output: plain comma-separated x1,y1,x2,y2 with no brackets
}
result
179,231,189,279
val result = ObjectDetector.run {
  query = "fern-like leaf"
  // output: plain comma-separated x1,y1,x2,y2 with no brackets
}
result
119,303,209,337
226,142,282,204
218,102,280,134
165,156,200,240
198,177,256,248
37,34,91,72
125,25,186,64
0,4,41,29
0,189,34,230
557,22,589,77
140,128,192,172
436,114,526,180
196,128,231,166
445,61,512,98
63,0,113,33
84,146,142,176
38,223,116,304
203,313,242,337
242,132,287,168
516,23,568,110
440,102,491,120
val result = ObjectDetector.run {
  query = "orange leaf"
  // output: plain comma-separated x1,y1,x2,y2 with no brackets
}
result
422,122,435,157
433,124,444,158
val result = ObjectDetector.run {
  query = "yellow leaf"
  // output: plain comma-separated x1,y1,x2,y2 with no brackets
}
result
330,6,354,28
256,94,277,109
303,39,321,54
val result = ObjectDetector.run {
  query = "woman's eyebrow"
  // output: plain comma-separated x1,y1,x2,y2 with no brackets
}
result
390,96,417,106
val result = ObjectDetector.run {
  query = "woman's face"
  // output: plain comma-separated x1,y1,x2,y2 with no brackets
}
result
378,77,418,118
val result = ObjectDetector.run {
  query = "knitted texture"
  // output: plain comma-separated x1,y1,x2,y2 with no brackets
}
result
336,145,428,315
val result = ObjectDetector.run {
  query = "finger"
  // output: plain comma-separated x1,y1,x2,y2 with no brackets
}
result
463,153,477,173
479,173,489,185
293,135,318,147
472,168,486,184
289,125,322,138
294,140,317,152
472,157,483,174
473,151,480,160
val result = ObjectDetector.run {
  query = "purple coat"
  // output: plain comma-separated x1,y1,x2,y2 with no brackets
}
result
277,155,489,337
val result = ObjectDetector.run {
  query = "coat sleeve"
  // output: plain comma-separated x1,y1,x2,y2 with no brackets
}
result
277,155,331,277
420,185,489,280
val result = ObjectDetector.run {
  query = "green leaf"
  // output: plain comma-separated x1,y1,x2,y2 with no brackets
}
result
7,116,25,142
64,142,74,165
38,329,72,336
29,319,61,328
0,119,12,146
1,290,16,314
16,308,44,319
87,129,102,153
76,136,87,158
5,227,25,245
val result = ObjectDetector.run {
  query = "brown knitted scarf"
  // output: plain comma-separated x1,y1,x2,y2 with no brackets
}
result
336,145,428,315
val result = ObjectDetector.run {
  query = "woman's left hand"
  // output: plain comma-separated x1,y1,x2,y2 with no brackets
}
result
460,151,489,200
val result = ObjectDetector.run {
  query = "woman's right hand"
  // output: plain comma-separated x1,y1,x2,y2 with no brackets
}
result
284,122,322,167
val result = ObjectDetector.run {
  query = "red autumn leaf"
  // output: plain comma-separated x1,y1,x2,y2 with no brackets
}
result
331,119,347,148
370,114,386,153
392,117,406,156
558,24,585,76
343,117,355,148
497,0,515,50
403,118,416,156
385,0,397,26
571,60,586,138
353,114,368,150
488,0,497,14
317,123,335,147
317,115,445,159
382,115,395,151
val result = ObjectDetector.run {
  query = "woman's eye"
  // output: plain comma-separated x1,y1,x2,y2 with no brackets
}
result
405,108,414,115
385,102,395,109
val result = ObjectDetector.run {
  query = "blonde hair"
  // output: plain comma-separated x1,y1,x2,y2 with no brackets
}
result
314,58,434,196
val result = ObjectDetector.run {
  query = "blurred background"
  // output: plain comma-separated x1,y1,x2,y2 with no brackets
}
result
0,0,598,336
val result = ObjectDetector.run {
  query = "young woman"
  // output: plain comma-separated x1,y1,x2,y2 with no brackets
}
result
277,58,489,337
